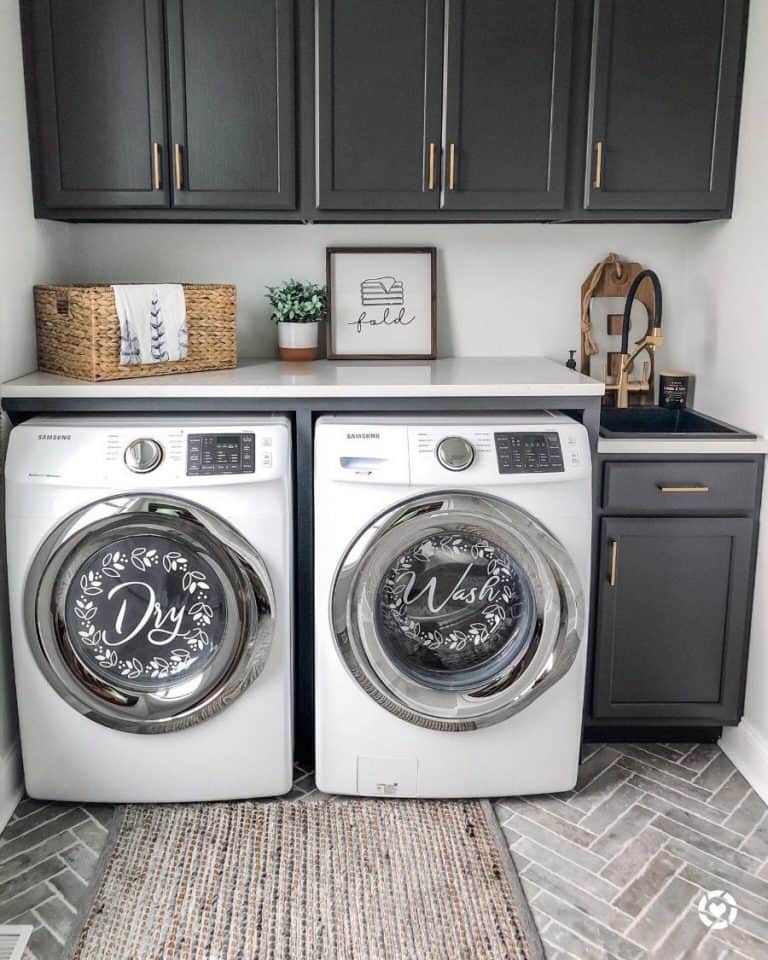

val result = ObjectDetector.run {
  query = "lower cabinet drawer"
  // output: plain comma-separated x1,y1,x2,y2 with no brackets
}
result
602,460,761,514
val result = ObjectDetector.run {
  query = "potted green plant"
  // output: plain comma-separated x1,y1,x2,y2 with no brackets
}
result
266,279,327,361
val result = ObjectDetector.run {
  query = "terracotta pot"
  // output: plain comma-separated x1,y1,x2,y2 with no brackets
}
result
277,320,320,361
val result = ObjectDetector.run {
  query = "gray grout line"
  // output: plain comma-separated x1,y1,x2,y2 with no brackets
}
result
31,897,66,946
623,860,689,949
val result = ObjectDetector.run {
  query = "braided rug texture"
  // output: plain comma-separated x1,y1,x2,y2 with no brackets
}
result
66,799,541,960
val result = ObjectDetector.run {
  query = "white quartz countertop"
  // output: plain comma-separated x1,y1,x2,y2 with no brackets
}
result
1,357,605,399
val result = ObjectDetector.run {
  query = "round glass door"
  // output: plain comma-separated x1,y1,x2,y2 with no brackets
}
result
28,495,275,733
331,492,584,730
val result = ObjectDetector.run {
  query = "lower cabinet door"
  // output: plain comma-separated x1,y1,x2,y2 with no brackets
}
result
593,517,754,723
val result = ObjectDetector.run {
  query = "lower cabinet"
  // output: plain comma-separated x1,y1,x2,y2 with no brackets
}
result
592,515,755,725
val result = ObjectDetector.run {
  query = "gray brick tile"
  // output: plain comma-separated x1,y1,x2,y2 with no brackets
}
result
71,818,107,852
731,904,768,952
11,799,51,821
500,792,584,825
653,816,762,873
58,841,99,882
590,804,657,861
0,805,68,842
740,812,768,863
620,745,703,783
649,909,711,960
505,811,608,873
633,743,690,765
541,919,620,960
613,849,684,917
580,782,644,837
523,862,633,934
572,746,622,794
83,805,114,829
0,809,89,864
500,823,520,847
694,752,738,794
615,756,719,805
0,856,68,904
638,792,745,849
568,762,632,817
34,893,77,944
664,838,768,904
514,835,620,902
0,833,80,888
710,920,768,960
626,875,700,951
47,868,89,912
679,862,768,922
626,773,728,825
0,882,53,924
600,825,670,888
710,771,753,818
508,799,598,848
679,743,723,773
26,923,64,960
725,788,768,837
534,891,642,960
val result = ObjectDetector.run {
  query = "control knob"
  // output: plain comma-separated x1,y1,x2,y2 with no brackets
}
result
124,438,163,473
436,436,475,472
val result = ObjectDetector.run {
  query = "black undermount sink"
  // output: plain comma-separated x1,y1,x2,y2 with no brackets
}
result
599,406,755,439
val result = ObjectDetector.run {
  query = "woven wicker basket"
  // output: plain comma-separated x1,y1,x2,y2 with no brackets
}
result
34,284,237,381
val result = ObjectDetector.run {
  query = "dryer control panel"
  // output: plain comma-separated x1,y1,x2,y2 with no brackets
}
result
186,433,256,475
494,432,564,474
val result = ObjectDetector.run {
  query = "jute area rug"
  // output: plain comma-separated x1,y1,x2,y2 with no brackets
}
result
64,799,544,960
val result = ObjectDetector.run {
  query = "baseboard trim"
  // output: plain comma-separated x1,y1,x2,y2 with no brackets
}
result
720,720,768,804
0,741,23,832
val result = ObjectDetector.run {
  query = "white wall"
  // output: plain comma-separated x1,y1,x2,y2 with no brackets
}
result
685,0,768,800
65,222,692,366
0,0,69,825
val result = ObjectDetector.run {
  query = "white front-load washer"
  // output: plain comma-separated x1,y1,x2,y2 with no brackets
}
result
315,414,591,798
5,416,293,802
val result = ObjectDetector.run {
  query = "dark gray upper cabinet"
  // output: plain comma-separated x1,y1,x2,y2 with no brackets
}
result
593,516,754,724
441,0,574,211
165,0,295,210
25,0,169,209
584,0,748,212
315,0,444,211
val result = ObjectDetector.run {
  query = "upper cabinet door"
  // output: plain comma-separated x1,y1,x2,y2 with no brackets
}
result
316,0,444,211
442,0,575,211
27,0,169,209
585,0,747,212
165,0,295,210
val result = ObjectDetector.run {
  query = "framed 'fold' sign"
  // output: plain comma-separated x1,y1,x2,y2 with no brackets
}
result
326,247,437,360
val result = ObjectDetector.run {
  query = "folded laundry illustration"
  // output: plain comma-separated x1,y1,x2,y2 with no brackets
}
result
360,276,405,307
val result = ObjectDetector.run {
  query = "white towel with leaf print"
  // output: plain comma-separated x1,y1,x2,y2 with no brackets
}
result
113,284,188,365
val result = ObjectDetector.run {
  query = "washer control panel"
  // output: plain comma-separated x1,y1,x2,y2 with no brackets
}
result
494,432,564,474
186,433,255,475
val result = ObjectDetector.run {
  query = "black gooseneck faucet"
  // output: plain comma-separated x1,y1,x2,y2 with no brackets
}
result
621,269,663,355
606,269,664,408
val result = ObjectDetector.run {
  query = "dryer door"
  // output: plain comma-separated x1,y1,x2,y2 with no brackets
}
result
331,492,584,730
28,494,275,733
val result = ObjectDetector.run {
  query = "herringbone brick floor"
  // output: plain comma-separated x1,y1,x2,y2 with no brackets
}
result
495,743,768,960
1,746,766,959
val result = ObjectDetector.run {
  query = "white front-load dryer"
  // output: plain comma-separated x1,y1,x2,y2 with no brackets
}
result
6,416,293,802
315,414,591,798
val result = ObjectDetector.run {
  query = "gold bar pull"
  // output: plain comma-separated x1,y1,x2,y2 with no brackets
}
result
448,143,457,191
174,143,184,190
593,140,604,189
608,539,618,587
427,142,437,191
151,142,162,190
657,484,711,494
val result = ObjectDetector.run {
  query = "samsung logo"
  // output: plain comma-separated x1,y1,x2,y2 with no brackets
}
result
346,432,380,440
37,433,71,440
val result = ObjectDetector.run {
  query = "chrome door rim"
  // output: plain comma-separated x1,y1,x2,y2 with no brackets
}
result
330,491,584,731
26,494,275,734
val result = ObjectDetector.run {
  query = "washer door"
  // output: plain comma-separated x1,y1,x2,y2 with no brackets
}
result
331,492,584,730
27,494,275,733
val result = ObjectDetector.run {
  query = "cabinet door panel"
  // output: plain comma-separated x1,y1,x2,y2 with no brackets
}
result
166,0,295,210
29,0,168,208
442,0,574,211
585,0,747,211
593,517,753,722
316,0,443,210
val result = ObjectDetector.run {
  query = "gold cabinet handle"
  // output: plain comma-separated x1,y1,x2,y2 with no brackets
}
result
174,143,184,190
151,142,162,190
427,142,437,191
608,540,618,587
448,143,457,191
593,140,604,189
657,484,711,494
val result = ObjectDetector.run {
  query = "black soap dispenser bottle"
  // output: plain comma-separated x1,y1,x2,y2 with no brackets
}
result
566,350,577,371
